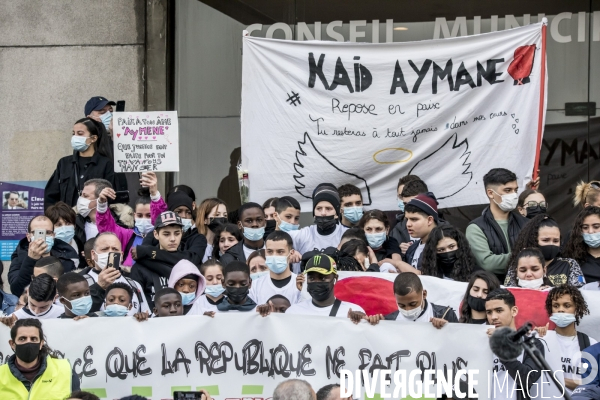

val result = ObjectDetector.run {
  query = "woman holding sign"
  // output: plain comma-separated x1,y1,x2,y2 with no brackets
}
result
44,118,116,210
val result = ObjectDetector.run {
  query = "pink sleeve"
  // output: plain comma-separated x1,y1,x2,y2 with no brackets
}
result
96,206,134,247
151,197,168,224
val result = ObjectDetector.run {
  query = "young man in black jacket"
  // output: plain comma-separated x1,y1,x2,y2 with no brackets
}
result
220,202,266,266
486,288,544,400
8,216,77,297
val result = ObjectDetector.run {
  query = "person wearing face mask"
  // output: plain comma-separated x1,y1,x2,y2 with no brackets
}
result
196,198,228,262
286,255,365,320
505,215,585,287
338,184,364,228
358,210,402,263
219,202,267,266
79,232,150,316
544,285,597,393
167,259,207,315
505,248,553,290
45,202,86,268
420,225,479,282
73,178,116,243
0,319,80,399
366,272,458,328
517,189,548,219
96,184,155,269
466,168,529,283
143,191,206,265
247,249,269,280
273,197,302,233
216,261,257,312
195,260,226,312
288,184,348,259
6,274,64,324
45,117,117,210
458,271,500,324
56,273,96,319
8,215,77,297
565,206,600,283
249,231,301,305
84,96,116,137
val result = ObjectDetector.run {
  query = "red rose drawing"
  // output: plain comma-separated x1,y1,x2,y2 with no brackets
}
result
508,44,536,85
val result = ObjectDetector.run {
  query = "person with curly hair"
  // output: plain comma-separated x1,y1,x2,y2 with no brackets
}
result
458,270,500,324
545,285,597,393
564,206,600,283
505,248,553,290
420,225,479,282
505,215,585,287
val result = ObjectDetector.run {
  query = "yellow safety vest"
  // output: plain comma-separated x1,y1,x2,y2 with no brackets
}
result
0,356,72,400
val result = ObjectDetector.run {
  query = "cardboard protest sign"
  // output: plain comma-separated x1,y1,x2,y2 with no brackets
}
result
113,111,179,172
241,22,547,209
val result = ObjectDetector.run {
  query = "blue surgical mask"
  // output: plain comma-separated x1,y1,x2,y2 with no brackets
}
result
250,271,269,281
45,236,55,253
71,136,90,152
54,225,75,243
63,295,92,316
583,232,600,249
366,232,386,249
398,200,405,212
104,304,129,317
343,207,363,224
279,220,299,232
243,226,265,241
266,255,289,274
179,292,196,306
100,111,112,130
204,284,225,297
181,218,193,232
550,313,577,328
135,218,154,235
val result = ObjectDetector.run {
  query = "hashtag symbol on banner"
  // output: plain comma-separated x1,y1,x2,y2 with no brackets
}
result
286,91,301,106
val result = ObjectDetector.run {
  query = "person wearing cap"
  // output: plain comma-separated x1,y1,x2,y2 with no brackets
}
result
285,254,365,320
219,202,267,266
403,192,440,271
130,211,191,309
288,183,348,257
142,190,206,265
466,168,529,283
45,118,115,209
84,96,116,137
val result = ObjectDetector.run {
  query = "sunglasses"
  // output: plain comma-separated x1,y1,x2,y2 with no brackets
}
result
525,201,548,209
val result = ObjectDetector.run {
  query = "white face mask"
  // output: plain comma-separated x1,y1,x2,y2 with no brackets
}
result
94,251,110,270
77,197,95,218
518,277,544,289
491,190,518,212
399,296,424,321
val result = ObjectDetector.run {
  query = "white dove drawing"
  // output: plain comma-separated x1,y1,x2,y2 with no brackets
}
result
293,133,372,205
408,132,473,199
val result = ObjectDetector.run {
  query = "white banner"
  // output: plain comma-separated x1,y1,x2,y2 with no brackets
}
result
113,111,179,172
241,22,547,209
0,314,495,399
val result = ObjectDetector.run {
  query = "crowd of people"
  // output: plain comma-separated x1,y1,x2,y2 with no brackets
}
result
0,96,599,399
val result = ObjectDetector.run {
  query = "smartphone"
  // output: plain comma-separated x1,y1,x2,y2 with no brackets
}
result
107,190,130,205
107,252,122,272
173,392,206,400
33,229,46,242
116,100,125,112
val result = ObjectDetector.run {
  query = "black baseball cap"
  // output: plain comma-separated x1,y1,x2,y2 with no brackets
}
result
304,254,337,275
154,211,183,229
84,96,116,116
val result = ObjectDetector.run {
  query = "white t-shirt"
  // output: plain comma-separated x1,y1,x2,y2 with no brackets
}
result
13,304,64,320
581,281,599,291
411,241,425,269
86,269,151,315
85,221,98,240
555,333,598,394
202,244,213,263
249,273,301,305
243,244,264,260
288,224,348,255
392,301,434,322
286,298,364,318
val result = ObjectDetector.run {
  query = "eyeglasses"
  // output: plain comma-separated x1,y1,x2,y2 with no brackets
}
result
525,201,548,209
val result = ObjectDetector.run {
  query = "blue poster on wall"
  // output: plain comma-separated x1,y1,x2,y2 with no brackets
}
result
0,181,46,261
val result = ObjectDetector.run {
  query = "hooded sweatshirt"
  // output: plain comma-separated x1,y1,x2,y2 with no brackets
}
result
167,259,206,315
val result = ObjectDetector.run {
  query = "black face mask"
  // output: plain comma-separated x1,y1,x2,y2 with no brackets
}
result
539,245,560,261
437,250,458,275
467,294,487,312
307,281,334,302
14,342,41,363
225,286,249,304
526,206,547,219
207,217,227,231
314,215,337,231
